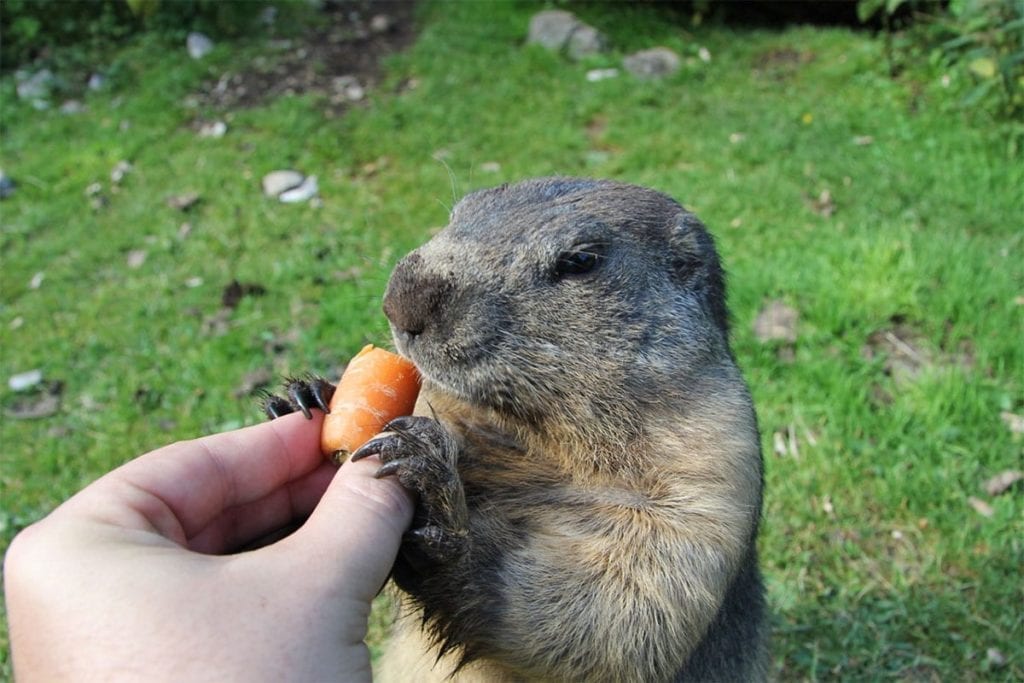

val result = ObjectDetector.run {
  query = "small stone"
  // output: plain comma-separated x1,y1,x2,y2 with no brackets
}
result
29,272,44,289
59,100,84,115
111,160,132,184
370,14,393,33
623,47,682,80
9,369,43,392
16,68,55,108
187,32,214,59
198,120,227,138
479,161,501,173
853,135,874,146
698,46,712,63
126,250,147,268
88,73,107,91
278,175,319,203
166,192,201,211
586,68,619,82
332,75,365,102
262,170,305,198
85,182,103,197
0,170,15,199
185,276,204,288
178,222,193,240
567,24,606,61
986,648,1007,668
527,10,579,51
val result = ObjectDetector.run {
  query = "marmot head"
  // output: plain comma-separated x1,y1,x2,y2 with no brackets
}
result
384,177,732,433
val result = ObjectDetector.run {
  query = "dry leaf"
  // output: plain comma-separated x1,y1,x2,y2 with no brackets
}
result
967,496,994,518
999,411,1024,434
984,470,1023,496
753,300,798,343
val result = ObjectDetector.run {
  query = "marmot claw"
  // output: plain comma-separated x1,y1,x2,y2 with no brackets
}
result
353,415,468,564
261,375,335,420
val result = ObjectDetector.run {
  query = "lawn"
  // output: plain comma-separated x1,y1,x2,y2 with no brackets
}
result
2,1,1022,680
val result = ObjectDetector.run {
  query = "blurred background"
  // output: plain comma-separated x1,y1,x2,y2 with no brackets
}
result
1,0,1021,679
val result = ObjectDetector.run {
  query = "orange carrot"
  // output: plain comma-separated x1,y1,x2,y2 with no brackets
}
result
321,344,421,461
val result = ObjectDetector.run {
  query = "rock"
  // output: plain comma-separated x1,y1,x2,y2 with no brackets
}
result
16,68,56,109
567,24,605,60
29,272,44,289
984,470,1023,496
166,192,201,211
527,10,580,51
370,14,393,33
479,161,501,173
262,170,305,198
586,68,619,82
126,250,147,269
527,10,607,61
110,160,132,184
60,100,85,115
187,32,214,59
332,75,365,102
88,73,107,91
278,175,319,203
0,170,15,200
623,47,682,80
198,120,228,138
8,369,43,392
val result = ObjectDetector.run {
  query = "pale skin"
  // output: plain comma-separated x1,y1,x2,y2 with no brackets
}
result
3,411,414,682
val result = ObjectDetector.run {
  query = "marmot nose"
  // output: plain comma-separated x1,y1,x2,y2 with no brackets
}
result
383,252,452,340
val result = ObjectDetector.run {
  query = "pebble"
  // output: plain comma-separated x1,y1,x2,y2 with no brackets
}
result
586,68,619,82
527,10,580,51
332,75,365,102
88,73,107,91
198,120,228,138
111,160,132,183
262,170,305,198
187,32,214,59
0,170,15,199
527,10,606,61
370,14,393,33
9,369,43,392
60,100,85,115
16,68,56,109
278,175,319,203
623,47,682,80
567,24,606,61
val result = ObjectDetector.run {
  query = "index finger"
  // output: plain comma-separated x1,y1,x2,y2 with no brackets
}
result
69,412,327,545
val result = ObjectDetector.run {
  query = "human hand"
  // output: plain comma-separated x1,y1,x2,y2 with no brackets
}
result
3,412,414,682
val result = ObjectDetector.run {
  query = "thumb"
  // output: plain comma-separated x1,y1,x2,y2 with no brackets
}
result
281,457,414,602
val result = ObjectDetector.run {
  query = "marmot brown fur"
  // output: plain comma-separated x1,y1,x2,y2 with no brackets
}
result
266,177,768,682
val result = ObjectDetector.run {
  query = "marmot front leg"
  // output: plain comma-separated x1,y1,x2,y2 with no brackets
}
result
351,416,468,570
261,376,335,419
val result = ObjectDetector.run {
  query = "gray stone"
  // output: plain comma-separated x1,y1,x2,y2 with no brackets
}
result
16,68,55,108
60,99,85,114
527,10,581,51
567,24,605,60
88,72,107,91
187,32,214,59
262,170,305,198
9,369,43,392
623,47,682,80
0,170,15,200
278,175,318,203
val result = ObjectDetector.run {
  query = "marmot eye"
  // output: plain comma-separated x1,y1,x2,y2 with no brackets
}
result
554,243,608,278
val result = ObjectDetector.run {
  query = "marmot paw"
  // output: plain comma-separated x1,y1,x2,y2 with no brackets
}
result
261,375,336,420
351,416,467,561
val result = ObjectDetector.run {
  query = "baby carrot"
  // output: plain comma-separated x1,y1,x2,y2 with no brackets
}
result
321,344,421,461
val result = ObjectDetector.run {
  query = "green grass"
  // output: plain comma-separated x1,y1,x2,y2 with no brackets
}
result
2,2,1022,680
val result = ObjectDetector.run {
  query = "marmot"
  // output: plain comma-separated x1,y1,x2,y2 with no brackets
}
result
266,177,768,681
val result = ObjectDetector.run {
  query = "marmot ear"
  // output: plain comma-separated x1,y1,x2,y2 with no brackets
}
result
669,212,730,333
